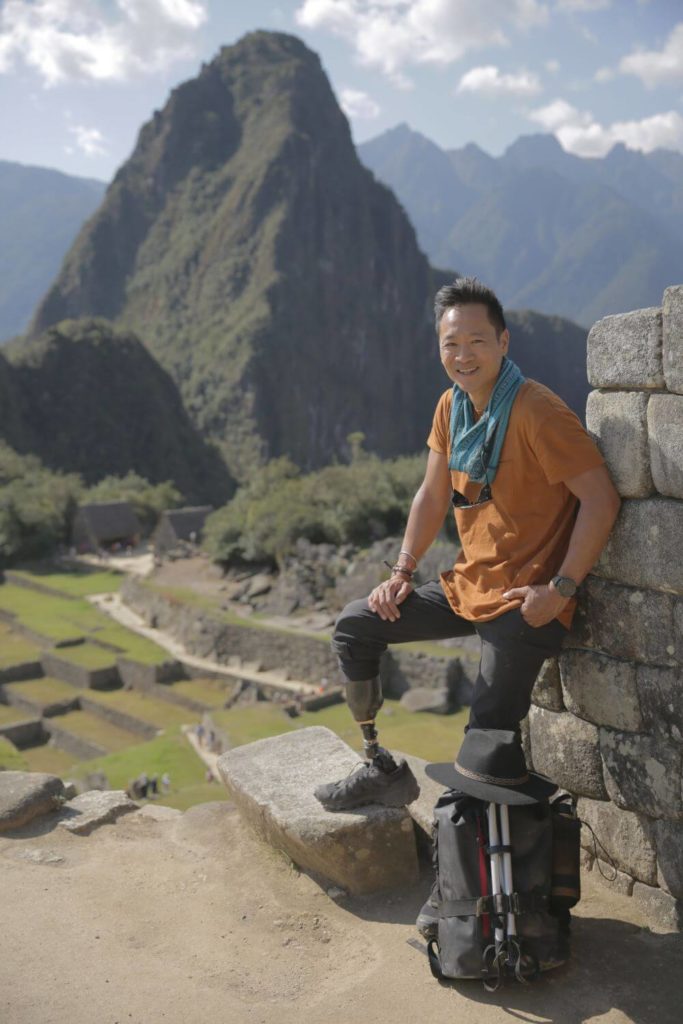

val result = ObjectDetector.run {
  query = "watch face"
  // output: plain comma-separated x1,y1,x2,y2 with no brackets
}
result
554,576,576,598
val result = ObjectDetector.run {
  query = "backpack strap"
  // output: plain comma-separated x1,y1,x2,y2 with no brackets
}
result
439,892,548,918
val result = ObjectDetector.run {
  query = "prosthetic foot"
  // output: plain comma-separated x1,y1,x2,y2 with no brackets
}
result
313,677,420,811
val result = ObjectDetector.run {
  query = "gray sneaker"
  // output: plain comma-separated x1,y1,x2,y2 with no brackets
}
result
314,755,420,812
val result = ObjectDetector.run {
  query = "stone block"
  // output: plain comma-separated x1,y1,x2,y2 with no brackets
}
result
216,726,419,895
586,390,653,497
648,394,683,499
663,284,683,394
399,687,451,714
654,820,683,897
577,797,656,884
600,729,682,819
0,771,66,832
637,665,683,742
632,881,683,933
531,658,564,712
559,650,642,731
568,577,677,666
587,307,664,390
529,706,607,799
59,790,138,835
676,601,683,665
595,498,683,594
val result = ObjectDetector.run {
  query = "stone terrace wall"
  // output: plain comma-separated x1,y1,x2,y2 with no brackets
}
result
527,285,683,930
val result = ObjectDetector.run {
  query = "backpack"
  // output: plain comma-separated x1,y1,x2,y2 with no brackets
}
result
426,790,580,989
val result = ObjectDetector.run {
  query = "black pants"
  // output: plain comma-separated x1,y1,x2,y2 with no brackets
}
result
332,580,566,732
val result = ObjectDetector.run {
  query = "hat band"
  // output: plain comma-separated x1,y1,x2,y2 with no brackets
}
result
455,761,530,788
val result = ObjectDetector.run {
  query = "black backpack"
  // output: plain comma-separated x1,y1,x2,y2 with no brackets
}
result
426,791,580,989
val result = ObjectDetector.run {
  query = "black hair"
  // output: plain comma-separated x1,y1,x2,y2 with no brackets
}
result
434,276,506,336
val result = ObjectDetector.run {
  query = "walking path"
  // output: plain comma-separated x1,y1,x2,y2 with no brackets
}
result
88,592,318,696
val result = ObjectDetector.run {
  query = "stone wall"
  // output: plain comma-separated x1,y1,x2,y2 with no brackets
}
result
527,285,683,931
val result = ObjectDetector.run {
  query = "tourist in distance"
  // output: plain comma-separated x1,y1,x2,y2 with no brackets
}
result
315,277,621,811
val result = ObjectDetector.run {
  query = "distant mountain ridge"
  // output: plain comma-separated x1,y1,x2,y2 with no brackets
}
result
359,125,683,326
0,162,106,343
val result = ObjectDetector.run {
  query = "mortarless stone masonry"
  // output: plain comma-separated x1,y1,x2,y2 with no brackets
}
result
531,285,683,931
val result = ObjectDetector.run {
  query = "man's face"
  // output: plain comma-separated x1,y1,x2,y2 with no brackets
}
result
438,303,509,412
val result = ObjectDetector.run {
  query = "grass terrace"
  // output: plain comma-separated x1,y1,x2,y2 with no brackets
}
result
50,709,142,753
0,736,28,770
50,642,118,670
169,677,233,707
84,689,190,731
0,623,42,669
68,729,230,812
0,585,169,665
3,677,79,707
8,567,124,597
0,703,37,726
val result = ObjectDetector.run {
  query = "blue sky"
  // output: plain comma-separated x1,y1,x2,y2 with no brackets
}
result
1,1,682,182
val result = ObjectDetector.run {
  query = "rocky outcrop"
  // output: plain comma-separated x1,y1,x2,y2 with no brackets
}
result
0,771,66,832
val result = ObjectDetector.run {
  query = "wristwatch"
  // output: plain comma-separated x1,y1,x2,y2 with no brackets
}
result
551,575,578,598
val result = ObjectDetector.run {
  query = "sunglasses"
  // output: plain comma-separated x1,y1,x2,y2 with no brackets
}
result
451,475,492,510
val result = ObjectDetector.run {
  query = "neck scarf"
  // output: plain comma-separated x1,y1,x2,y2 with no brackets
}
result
448,357,525,484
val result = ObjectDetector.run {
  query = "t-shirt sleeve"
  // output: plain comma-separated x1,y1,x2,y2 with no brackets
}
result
530,398,605,486
427,389,451,455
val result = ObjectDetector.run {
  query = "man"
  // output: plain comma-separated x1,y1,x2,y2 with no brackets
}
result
314,277,621,811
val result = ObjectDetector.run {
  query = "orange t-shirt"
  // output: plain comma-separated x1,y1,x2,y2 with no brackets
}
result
427,380,605,629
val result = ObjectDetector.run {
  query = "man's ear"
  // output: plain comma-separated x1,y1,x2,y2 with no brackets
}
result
500,328,510,354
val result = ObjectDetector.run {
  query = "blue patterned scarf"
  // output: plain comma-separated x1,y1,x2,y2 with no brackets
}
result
448,357,525,484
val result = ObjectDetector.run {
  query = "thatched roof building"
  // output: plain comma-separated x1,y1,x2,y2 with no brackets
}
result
153,506,213,556
72,501,141,552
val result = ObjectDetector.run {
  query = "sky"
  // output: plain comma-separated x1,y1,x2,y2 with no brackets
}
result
1,0,682,183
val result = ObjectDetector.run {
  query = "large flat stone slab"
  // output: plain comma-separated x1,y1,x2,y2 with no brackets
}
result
217,726,419,895
0,771,66,833
58,790,139,835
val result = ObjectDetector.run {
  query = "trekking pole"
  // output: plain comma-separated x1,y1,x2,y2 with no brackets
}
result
487,803,505,951
499,803,516,941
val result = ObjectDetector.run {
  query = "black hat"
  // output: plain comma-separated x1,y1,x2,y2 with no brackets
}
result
425,729,558,805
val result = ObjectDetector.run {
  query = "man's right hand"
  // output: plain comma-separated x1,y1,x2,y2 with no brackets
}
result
368,575,414,622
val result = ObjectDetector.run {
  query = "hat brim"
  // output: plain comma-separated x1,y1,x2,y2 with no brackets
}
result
425,761,558,805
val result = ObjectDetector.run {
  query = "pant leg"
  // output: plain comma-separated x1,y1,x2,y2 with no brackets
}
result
332,579,476,682
470,608,566,732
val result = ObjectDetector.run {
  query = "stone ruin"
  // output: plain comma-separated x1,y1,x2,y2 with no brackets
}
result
526,284,683,930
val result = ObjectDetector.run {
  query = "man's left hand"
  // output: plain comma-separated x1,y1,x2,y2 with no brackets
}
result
502,584,568,627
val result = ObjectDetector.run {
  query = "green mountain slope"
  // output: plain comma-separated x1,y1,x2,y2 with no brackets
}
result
5,318,234,504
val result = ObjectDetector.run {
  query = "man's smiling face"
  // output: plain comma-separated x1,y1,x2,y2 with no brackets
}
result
438,303,510,413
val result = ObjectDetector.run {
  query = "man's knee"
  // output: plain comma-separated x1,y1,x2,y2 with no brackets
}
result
333,598,369,646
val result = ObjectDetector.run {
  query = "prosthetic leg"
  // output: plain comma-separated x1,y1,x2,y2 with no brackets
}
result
345,677,398,771
313,677,420,811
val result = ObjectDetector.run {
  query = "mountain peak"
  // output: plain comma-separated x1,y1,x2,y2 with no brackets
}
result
502,133,566,166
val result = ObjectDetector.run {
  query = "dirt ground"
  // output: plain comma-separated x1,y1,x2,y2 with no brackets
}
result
1,800,681,1024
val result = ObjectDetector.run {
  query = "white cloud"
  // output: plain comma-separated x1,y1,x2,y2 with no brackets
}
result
594,66,615,82
620,22,683,88
529,97,683,156
545,58,560,73
0,0,207,86
295,0,548,85
457,64,541,97
339,86,380,118
68,123,107,157
556,0,610,10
